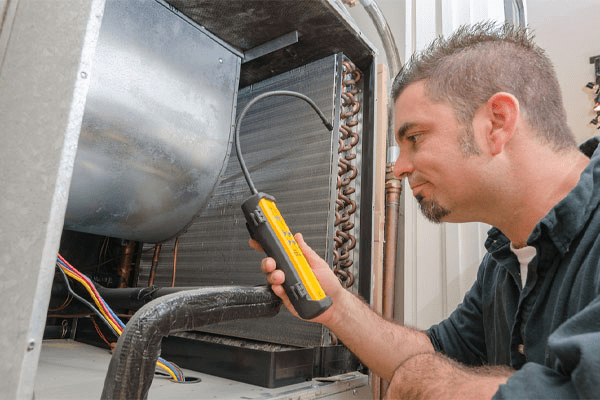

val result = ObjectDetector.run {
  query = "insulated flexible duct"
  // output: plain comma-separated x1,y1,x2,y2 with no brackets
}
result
100,286,281,400
94,285,199,312
49,270,201,315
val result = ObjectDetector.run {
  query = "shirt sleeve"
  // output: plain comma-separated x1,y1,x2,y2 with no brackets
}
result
494,295,600,399
427,257,489,366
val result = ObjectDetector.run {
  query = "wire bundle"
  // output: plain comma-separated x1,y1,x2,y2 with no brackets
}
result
55,254,184,382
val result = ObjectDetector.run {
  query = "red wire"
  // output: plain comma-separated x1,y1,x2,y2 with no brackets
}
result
57,254,123,330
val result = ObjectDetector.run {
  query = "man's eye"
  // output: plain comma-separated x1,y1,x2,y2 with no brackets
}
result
407,134,422,144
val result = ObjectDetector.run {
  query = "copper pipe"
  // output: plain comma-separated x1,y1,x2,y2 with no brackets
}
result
117,241,136,288
378,163,403,397
147,244,162,286
383,164,402,320
170,237,180,287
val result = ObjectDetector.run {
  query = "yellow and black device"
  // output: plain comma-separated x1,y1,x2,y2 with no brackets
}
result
234,90,334,320
241,193,332,319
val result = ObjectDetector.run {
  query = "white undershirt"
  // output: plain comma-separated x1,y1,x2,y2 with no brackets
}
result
510,243,537,288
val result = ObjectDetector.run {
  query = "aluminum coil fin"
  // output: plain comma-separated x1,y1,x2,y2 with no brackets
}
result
138,54,350,347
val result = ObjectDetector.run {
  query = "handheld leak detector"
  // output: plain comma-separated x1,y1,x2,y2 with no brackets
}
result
235,90,334,320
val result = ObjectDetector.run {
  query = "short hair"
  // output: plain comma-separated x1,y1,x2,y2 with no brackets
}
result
391,21,577,151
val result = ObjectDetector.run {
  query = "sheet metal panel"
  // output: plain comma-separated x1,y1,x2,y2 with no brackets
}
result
0,1,105,398
35,340,370,399
64,0,241,243
166,0,375,87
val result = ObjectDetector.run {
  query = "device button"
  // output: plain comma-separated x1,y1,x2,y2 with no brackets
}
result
290,283,308,300
250,209,266,226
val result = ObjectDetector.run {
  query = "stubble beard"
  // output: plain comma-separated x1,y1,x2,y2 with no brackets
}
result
412,121,475,224
416,123,475,223
415,194,451,224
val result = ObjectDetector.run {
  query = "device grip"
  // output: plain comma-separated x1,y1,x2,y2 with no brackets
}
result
242,193,332,320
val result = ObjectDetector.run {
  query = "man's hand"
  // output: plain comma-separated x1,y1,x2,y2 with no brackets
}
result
385,353,514,400
252,232,441,382
252,232,342,324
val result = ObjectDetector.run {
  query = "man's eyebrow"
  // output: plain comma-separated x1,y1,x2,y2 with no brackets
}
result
396,122,417,140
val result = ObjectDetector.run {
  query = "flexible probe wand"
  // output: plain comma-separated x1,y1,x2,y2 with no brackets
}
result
235,90,333,319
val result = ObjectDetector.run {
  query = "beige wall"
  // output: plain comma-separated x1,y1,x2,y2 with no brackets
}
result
527,0,600,143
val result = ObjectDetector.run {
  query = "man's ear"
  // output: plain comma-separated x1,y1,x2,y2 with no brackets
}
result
485,92,519,155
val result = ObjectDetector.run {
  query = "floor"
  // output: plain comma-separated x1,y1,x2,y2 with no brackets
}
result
34,340,372,399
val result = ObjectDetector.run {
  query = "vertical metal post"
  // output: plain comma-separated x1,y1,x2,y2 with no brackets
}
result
371,63,389,400
0,1,104,398
504,0,527,27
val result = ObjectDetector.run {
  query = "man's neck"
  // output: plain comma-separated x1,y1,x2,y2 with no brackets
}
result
492,146,590,246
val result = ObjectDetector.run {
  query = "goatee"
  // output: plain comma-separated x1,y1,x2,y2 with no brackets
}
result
415,194,450,224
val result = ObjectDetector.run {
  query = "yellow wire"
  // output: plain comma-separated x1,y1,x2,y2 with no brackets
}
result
59,263,180,381
61,266,122,334
156,360,178,381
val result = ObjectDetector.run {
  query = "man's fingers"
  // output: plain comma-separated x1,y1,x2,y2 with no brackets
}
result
270,282,287,299
261,256,285,285
248,238,264,252
267,269,285,286
295,233,320,264
261,256,276,273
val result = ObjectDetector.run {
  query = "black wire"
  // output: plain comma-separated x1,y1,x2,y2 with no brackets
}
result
56,264,120,337
234,90,334,195
57,262,186,381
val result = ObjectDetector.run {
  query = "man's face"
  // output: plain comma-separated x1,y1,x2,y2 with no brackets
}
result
393,81,484,223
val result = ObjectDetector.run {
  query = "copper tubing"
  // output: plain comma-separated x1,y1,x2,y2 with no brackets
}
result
170,237,180,287
334,60,361,288
147,244,162,286
378,163,402,398
383,164,402,320
117,241,136,288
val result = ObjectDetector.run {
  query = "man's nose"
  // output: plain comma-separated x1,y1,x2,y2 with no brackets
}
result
393,150,413,178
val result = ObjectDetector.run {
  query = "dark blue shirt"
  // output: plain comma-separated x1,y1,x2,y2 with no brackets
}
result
428,138,600,399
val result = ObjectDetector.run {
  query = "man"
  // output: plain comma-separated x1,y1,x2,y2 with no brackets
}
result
258,21,600,399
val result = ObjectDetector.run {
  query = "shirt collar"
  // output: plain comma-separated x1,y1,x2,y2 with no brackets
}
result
486,136,600,258
528,137,600,256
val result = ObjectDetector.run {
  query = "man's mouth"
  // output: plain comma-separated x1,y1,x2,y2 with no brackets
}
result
410,181,427,196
